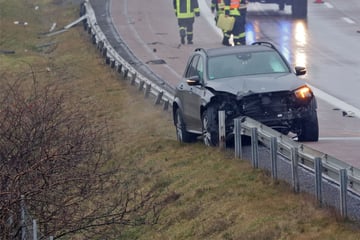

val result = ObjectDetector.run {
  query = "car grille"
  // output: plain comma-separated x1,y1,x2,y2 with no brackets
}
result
240,92,296,122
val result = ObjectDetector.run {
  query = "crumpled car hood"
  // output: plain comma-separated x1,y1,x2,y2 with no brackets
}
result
206,73,306,96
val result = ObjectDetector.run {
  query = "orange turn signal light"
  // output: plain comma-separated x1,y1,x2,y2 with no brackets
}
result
295,86,312,99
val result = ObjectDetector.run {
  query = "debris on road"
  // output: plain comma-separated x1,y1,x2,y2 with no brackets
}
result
44,15,87,37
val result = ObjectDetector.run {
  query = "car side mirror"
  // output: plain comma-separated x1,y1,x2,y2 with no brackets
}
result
186,75,201,86
295,66,306,76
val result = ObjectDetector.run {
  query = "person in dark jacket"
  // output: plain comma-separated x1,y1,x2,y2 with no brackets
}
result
224,0,247,45
211,0,231,46
173,0,200,44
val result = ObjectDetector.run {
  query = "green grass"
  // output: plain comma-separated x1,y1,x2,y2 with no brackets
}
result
1,0,360,239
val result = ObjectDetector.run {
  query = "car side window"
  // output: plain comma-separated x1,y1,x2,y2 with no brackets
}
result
185,55,200,78
268,53,289,73
185,55,204,82
196,57,204,82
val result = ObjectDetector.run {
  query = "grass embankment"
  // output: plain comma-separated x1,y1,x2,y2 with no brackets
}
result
1,0,360,239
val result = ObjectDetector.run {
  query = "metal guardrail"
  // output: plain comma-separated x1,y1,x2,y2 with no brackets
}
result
81,0,360,219
237,116,360,195
231,115,360,218
81,0,174,111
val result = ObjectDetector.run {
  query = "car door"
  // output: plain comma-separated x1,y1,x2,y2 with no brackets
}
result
181,54,205,132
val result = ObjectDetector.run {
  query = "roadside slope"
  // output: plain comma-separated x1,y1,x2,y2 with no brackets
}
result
1,0,360,239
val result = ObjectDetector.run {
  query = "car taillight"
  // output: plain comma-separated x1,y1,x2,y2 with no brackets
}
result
294,86,312,100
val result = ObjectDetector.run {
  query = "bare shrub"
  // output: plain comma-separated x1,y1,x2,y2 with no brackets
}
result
0,72,163,239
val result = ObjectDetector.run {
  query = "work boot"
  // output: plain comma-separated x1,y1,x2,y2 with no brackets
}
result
181,37,185,44
187,36,193,44
180,29,186,44
222,37,230,46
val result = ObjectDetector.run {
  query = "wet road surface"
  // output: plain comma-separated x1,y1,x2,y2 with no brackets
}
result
108,0,360,168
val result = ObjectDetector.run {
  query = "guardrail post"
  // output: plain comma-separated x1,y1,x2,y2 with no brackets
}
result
117,64,122,74
97,40,103,51
339,169,348,219
105,56,110,65
314,157,323,206
154,91,163,105
80,2,86,17
21,195,26,240
33,219,38,240
144,83,151,98
83,20,88,30
291,147,300,193
234,118,242,159
218,111,226,150
102,47,107,58
130,72,136,84
138,80,145,91
110,59,116,69
122,69,129,79
270,137,278,180
163,100,169,111
251,127,259,168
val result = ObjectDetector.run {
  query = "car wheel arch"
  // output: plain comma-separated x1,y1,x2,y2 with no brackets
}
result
172,102,179,125
172,98,184,121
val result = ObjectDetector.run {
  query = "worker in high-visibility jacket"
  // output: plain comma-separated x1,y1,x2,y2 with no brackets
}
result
173,0,200,45
224,0,247,45
211,0,225,21
211,0,231,46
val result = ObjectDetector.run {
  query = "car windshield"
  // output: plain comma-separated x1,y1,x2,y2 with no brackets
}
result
207,50,290,80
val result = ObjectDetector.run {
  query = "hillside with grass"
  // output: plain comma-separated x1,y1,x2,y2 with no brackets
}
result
1,0,360,239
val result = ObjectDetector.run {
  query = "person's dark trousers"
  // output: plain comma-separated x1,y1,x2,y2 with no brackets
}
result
178,18,195,44
223,31,231,46
232,15,246,45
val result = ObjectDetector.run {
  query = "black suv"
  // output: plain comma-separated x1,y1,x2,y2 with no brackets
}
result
172,42,319,146
248,0,308,18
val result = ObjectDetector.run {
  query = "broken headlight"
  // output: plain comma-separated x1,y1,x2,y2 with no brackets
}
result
294,86,313,102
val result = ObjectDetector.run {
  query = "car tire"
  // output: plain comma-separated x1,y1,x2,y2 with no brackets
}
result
297,110,319,142
202,107,219,147
175,108,197,143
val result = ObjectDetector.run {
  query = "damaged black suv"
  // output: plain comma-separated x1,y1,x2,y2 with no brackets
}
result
172,42,319,146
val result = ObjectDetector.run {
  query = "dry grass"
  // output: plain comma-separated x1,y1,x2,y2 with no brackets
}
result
1,0,360,239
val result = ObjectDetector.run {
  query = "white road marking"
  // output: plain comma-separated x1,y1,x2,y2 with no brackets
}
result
324,2,334,9
342,17,356,24
320,137,360,141
308,85,360,119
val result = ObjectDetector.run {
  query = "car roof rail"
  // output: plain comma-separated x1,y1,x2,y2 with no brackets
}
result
251,41,277,50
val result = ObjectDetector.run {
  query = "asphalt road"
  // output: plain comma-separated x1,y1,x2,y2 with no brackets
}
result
103,0,360,168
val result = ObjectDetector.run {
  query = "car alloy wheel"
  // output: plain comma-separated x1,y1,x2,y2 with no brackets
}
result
175,109,184,142
202,108,219,147
175,108,197,143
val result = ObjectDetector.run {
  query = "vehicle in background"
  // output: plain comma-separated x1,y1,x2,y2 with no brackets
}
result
248,0,308,18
